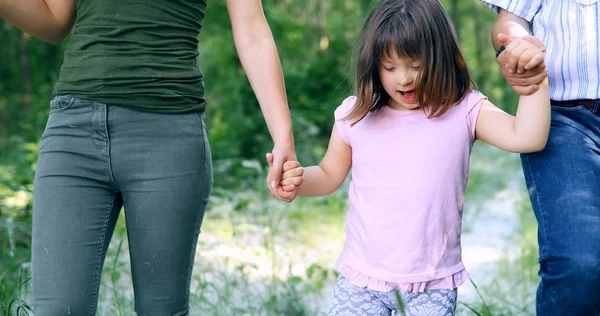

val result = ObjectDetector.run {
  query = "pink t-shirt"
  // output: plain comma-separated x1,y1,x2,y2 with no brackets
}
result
334,91,486,293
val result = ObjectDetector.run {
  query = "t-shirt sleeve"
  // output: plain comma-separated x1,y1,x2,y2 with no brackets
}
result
334,96,357,146
464,90,488,143
479,0,542,22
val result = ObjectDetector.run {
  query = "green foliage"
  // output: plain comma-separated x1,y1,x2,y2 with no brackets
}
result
0,0,519,183
0,0,535,313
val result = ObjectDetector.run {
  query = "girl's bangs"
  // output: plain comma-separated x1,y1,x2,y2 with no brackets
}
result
374,15,423,61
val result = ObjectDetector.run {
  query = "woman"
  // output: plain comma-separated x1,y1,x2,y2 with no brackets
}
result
0,0,296,314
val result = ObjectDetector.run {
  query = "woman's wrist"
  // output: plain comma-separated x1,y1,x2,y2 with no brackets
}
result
273,137,295,152
270,125,294,147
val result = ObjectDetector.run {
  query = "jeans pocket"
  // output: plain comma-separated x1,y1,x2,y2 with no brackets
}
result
49,95,76,113
195,112,213,191
551,104,589,112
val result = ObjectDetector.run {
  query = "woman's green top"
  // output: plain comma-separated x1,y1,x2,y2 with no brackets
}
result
54,0,208,113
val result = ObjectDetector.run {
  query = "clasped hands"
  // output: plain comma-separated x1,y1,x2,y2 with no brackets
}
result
496,33,548,95
265,152,304,202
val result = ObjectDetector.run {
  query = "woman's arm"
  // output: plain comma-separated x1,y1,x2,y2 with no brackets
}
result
0,0,75,44
226,0,296,193
475,78,550,153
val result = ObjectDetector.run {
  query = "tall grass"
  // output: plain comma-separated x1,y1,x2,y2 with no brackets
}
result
1,144,539,315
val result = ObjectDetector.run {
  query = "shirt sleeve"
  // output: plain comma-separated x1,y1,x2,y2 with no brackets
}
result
479,0,542,22
465,90,488,143
334,96,357,146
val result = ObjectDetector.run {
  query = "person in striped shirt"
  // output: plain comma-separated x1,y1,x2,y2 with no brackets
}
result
482,1,600,315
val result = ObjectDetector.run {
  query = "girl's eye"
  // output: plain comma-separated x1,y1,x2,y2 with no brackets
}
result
410,65,421,70
383,67,395,71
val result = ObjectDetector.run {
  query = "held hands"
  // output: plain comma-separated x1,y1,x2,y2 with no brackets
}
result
497,33,548,96
265,152,304,202
266,144,296,201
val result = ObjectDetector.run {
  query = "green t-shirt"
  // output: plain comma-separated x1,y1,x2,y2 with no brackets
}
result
54,0,208,113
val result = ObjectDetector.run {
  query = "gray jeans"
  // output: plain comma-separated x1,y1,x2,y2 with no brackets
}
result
31,96,213,315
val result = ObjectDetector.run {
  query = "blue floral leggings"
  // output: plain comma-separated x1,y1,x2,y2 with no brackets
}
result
329,275,457,316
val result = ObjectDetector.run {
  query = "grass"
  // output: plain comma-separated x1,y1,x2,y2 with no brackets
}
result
1,143,539,315
1,218,33,316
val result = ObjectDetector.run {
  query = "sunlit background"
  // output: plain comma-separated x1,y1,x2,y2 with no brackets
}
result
1,1,539,315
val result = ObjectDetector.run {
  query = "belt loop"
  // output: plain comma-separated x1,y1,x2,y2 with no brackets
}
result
593,100,600,114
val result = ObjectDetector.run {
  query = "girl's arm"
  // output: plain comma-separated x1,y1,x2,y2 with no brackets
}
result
475,78,550,153
0,0,75,44
226,0,296,192
288,123,352,197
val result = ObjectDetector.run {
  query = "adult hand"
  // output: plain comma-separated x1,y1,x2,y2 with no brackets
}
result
497,33,547,96
266,152,299,203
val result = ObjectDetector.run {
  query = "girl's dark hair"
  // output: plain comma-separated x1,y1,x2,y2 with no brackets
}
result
346,0,474,125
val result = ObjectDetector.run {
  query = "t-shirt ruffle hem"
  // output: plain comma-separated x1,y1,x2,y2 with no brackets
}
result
337,261,469,293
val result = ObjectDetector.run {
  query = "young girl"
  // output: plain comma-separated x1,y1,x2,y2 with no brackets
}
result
269,0,549,315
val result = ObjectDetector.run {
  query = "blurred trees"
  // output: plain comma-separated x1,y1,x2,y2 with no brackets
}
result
0,0,518,184
0,2,531,311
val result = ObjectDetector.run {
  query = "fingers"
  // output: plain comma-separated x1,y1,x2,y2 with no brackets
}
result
523,35,546,51
268,153,283,190
280,161,303,188
282,164,303,178
498,33,545,75
501,65,547,86
273,186,296,203
524,53,544,71
265,150,303,200
528,68,548,85
512,84,539,96
283,160,300,172
504,41,527,74
281,184,296,192
499,66,543,96
515,49,536,73
497,33,510,46
265,153,275,192
265,152,274,167
281,176,303,187
500,71,546,96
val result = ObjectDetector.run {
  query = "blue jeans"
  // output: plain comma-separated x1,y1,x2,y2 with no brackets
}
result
31,96,213,315
521,100,600,316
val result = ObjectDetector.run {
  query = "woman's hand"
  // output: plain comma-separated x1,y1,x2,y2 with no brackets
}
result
265,152,303,203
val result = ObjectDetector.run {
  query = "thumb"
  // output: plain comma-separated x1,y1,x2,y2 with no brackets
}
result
497,33,511,46
268,154,283,189
265,153,274,167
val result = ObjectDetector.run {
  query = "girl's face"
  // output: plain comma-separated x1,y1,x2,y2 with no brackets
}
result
378,50,421,111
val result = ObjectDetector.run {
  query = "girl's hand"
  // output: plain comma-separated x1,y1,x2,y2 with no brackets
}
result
265,153,303,202
280,162,304,188
497,33,547,96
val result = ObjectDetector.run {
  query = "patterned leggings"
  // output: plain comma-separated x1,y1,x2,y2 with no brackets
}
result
329,275,457,316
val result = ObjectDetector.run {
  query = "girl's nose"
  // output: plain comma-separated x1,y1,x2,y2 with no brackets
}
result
397,72,412,86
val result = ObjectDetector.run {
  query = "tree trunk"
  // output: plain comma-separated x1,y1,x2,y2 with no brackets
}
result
19,32,32,119
449,0,460,38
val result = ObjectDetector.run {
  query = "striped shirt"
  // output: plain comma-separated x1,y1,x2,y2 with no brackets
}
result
482,0,600,101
